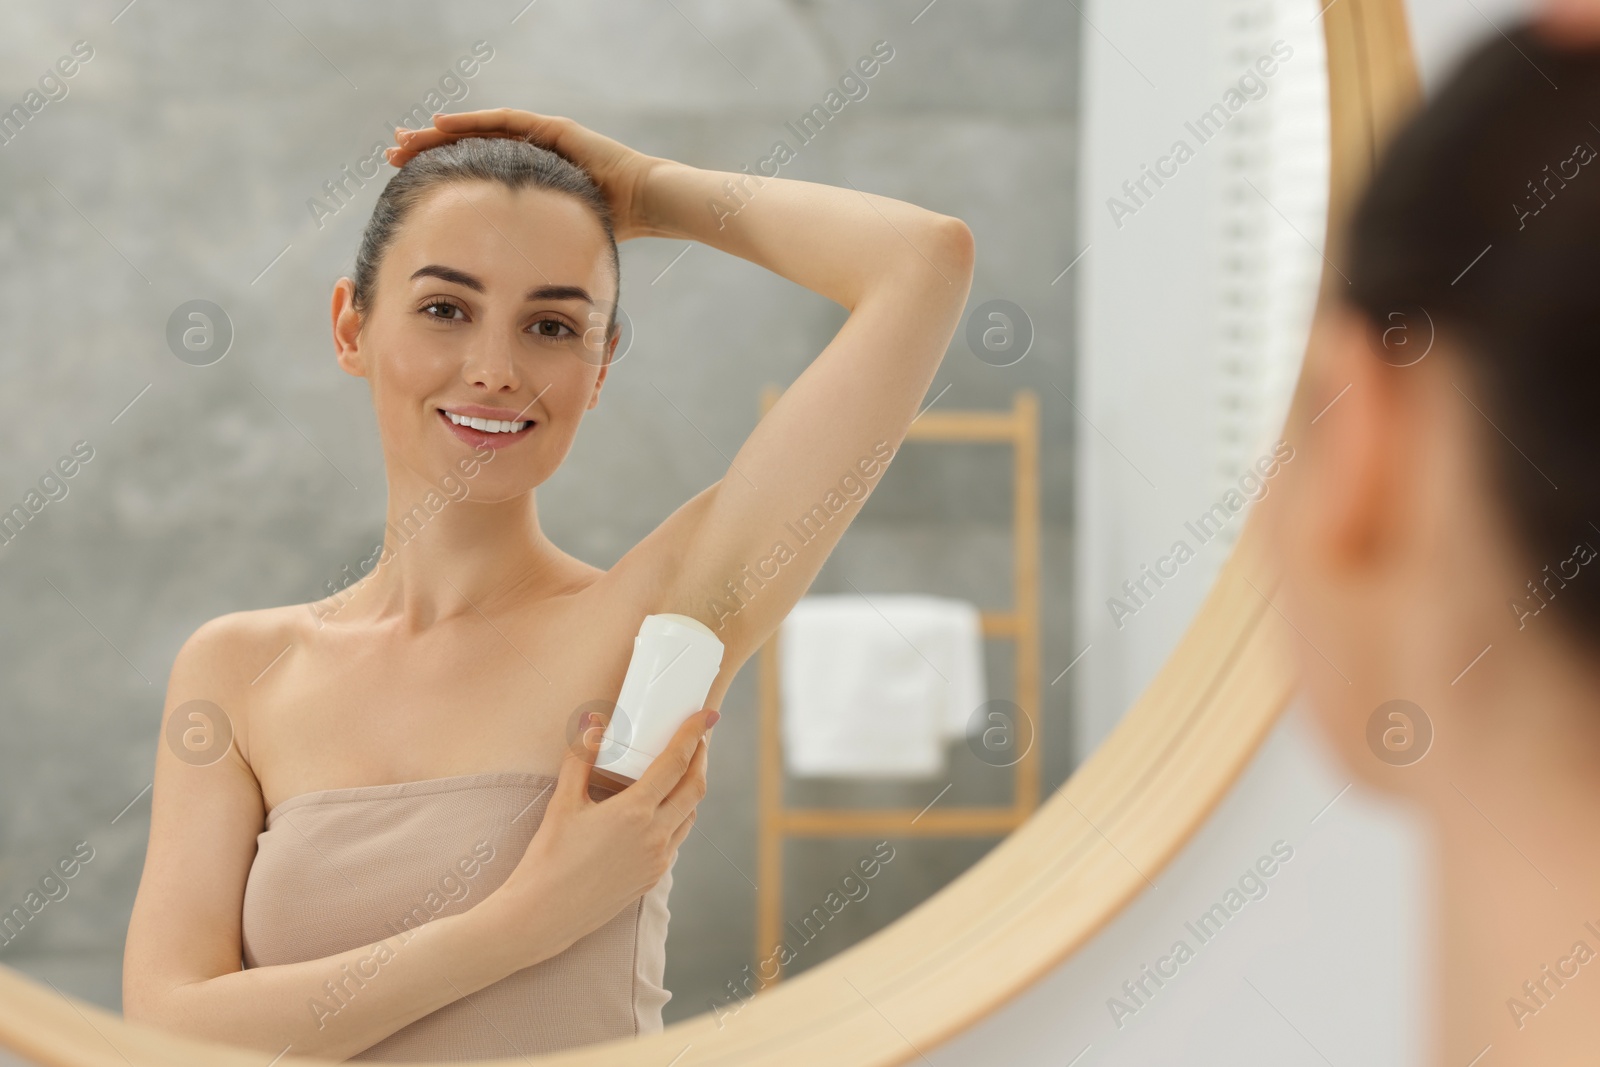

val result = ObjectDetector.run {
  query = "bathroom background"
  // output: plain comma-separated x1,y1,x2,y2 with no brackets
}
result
0,0,1075,1024
0,0,1499,1060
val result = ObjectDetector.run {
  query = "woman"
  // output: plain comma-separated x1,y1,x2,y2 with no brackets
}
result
1269,21,1600,1065
121,110,974,1060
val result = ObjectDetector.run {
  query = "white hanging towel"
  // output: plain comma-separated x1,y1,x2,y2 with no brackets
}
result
779,594,987,778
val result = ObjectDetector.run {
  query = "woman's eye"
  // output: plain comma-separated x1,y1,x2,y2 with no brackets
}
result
531,318,575,340
421,300,464,321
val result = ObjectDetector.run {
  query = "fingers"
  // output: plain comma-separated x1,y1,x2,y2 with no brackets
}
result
382,128,509,168
632,708,718,808
556,710,603,804
663,739,707,850
666,805,697,853
391,126,455,152
385,126,464,168
384,109,570,169
658,729,709,823
434,108,567,141
432,108,531,134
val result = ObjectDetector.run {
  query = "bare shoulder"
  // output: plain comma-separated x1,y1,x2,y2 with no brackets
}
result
166,601,321,765
172,602,315,689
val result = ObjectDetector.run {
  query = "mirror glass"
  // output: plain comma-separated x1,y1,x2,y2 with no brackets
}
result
0,0,1324,1060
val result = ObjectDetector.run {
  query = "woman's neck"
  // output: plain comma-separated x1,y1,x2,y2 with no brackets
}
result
335,470,582,631
1423,630,1600,1065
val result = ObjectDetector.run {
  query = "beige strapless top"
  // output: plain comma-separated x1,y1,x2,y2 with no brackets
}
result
240,771,673,1062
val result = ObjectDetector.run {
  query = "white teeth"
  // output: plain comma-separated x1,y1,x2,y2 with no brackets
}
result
444,411,531,433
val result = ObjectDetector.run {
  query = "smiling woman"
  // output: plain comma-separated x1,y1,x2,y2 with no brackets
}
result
115,110,973,1063
330,137,628,494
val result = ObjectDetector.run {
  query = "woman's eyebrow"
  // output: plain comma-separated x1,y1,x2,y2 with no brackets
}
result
409,264,593,304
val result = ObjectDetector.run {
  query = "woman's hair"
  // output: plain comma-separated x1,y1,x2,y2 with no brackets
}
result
351,136,620,336
1345,22,1600,640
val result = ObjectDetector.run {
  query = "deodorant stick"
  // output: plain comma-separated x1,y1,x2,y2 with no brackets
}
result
592,613,725,789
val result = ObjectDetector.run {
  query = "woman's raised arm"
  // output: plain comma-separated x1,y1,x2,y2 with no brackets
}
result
631,156,975,665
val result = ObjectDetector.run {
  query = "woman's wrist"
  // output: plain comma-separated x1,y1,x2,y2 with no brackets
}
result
470,873,575,974
632,158,701,242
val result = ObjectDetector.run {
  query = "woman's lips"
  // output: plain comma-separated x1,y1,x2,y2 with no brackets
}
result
437,408,536,450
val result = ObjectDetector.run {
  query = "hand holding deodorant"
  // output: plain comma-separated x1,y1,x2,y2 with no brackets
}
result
593,614,725,787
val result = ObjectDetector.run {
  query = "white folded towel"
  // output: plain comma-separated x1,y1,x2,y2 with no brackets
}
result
778,594,987,778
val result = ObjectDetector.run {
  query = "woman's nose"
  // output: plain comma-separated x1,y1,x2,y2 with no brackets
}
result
460,333,522,392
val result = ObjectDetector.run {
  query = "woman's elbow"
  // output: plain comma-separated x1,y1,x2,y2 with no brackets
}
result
909,214,975,288
121,973,173,1030
937,215,976,276
122,957,200,1033
887,215,975,300
121,989,163,1031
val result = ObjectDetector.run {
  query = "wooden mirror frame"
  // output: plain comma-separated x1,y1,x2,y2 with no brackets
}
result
0,2,1420,1063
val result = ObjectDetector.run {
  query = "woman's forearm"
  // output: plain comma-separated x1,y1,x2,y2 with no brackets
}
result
141,889,552,1062
637,159,969,310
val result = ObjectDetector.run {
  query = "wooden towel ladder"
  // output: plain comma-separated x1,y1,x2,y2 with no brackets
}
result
753,385,1041,983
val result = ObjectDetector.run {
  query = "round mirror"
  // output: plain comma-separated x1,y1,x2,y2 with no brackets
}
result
0,0,1407,1063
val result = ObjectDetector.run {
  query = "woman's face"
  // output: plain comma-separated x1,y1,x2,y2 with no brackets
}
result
332,179,618,502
